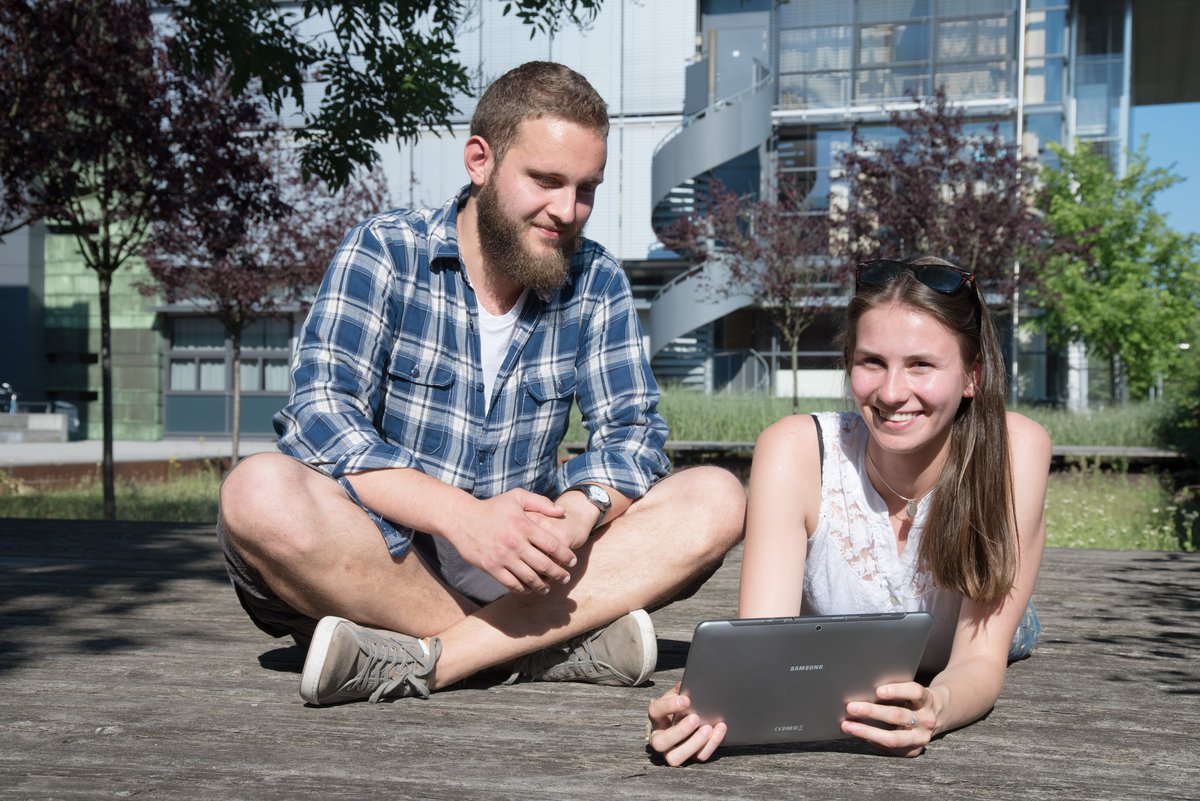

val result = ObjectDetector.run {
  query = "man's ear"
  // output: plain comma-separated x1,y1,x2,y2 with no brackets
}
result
963,358,982,398
463,134,494,187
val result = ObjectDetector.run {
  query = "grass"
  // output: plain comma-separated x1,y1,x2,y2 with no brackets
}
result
2,393,1195,551
0,465,223,523
566,388,1183,449
1022,403,1178,448
1044,461,1197,551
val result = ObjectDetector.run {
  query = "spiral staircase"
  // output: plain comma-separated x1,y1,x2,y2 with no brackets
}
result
646,57,774,387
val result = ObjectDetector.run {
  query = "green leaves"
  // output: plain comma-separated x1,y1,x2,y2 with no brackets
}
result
1034,141,1200,401
165,0,604,188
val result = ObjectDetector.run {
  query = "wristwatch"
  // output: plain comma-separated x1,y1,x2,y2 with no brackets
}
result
563,483,612,530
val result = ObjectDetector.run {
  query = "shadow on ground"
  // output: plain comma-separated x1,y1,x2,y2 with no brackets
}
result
0,518,228,676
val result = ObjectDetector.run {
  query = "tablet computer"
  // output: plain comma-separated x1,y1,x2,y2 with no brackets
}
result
678,611,934,746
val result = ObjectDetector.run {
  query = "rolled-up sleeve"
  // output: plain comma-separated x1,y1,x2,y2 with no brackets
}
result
274,222,424,479
558,261,670,498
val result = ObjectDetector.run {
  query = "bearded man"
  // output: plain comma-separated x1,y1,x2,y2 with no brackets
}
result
215,61,745,706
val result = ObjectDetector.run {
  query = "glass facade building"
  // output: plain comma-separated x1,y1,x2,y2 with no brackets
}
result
645,0,1178,405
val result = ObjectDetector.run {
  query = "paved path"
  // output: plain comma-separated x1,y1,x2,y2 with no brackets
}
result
0,439,277,468
1,519,1197,800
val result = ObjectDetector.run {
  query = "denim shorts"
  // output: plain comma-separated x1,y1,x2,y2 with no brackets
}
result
1007,601,1042,662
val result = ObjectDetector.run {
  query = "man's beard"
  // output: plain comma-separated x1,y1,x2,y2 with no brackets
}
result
474,180,579,299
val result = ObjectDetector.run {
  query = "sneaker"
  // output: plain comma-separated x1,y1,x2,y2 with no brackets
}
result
299,616,441,705
507,609,657,687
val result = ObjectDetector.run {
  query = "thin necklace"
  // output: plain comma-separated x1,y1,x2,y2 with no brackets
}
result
866,449,928,519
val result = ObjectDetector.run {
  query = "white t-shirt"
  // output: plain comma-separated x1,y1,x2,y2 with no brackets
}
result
477,290,528,412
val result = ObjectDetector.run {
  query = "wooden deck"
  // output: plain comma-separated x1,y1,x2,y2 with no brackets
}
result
2,518,1198,801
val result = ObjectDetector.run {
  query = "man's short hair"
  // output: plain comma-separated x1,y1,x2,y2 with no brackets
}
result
471,61,609,161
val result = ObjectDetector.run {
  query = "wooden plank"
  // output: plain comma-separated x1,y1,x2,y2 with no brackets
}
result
1,519,1198,800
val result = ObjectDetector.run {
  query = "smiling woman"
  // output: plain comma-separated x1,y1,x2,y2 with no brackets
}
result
647,254,1053,765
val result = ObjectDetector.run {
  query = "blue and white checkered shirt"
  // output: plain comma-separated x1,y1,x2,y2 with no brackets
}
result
274,188,670,538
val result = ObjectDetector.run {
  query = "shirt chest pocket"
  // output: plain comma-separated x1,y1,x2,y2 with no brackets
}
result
384,352,457,456
513,371,577,466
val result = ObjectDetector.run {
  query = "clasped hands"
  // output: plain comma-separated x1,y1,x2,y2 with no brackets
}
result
449,488,592,595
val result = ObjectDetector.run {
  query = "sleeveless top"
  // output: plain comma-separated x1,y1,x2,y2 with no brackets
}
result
804,412,962,673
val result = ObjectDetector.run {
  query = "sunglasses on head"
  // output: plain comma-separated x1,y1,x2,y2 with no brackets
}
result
855,260,976,295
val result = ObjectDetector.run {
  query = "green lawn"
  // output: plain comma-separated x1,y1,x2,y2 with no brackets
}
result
2,394,1195,551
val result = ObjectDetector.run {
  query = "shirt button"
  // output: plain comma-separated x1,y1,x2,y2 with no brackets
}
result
409,367,420,378
476,382,484,392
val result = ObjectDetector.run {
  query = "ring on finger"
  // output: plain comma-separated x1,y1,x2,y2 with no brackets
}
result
907,715,918,729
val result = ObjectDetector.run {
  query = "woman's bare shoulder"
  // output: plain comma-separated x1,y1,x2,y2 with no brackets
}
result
1005,411,1052,464
756,412,820,451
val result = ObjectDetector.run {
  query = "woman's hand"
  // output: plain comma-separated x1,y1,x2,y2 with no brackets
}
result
841,681,939,758
646,684,727,766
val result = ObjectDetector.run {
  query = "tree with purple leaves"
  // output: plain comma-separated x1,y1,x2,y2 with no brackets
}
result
660,177,837,413
0,0,183,519
140,115,388,465
836,88,1046,297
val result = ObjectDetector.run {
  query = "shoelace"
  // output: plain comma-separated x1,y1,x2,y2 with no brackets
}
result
503,630,615,684
343,630,432,702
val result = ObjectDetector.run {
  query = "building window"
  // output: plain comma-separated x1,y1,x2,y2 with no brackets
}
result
776,1,1017,109
859,23,931,66
165,316,293,394
162,314,296,437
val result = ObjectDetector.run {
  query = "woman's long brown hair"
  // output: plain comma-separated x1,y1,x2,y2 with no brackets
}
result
839,256,1017,603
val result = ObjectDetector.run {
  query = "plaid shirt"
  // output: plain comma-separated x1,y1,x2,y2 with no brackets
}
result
275,188,670,530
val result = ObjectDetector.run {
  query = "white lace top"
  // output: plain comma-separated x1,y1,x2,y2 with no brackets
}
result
804,412,962,673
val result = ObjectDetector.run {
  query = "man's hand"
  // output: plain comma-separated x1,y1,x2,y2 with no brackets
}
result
447,489,577,595
527,489,603,551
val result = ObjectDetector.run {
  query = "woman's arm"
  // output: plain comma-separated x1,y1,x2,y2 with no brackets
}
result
738,414,823,617
648,414,823,765
843,411,1051,754
928,413,1050,726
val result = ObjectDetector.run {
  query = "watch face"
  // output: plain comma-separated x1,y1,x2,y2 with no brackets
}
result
585,484,611,506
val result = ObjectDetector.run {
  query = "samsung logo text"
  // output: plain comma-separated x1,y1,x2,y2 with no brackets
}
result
789,664,824,672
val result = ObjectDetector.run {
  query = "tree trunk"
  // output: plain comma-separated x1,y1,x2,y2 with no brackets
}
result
231,331,241,468
99,270,116,520
791,338,800,415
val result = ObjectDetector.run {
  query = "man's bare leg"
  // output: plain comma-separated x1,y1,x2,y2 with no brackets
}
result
219,455,745,686
218,453,479,638
429,466,745,687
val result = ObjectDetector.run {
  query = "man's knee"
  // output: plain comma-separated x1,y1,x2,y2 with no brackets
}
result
644,465,746,554
221,453,291,523
219,453,325,558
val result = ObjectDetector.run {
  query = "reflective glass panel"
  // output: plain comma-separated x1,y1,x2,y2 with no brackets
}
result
173,318,225,350
240,360,261,392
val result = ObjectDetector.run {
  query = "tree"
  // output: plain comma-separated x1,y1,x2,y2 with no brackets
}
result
661,176,838,413
1032,141,1200,403
165,0,605,189
836,89,1046,294
142,130,388,466
138,68,284,468
0,0,180,520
